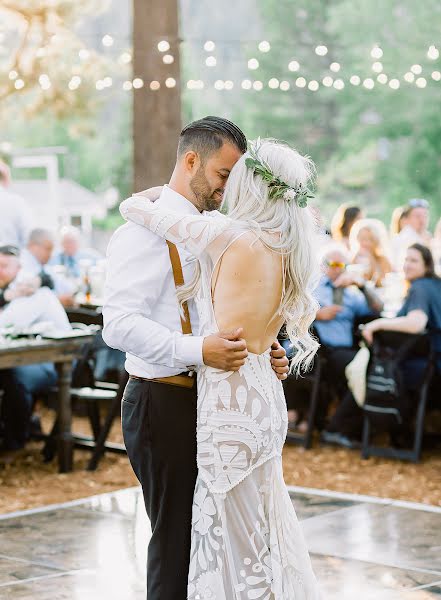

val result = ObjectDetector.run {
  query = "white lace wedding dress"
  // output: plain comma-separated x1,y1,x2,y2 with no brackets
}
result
121,196,322,600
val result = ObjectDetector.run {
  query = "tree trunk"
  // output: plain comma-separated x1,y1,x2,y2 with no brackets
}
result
132,0,181,192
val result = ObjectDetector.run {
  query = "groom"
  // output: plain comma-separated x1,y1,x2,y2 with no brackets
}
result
103,116,289,600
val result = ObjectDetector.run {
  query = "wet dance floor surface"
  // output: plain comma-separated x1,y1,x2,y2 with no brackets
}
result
0,485,440,599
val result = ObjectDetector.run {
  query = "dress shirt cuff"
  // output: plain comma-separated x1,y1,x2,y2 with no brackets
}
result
175,335,204,369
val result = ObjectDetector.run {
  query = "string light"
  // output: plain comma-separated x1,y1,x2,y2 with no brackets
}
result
241,79,252,90
78,49,90,61
8,70,18,80
279,81,290,91
157,41,170,52
315,45,328,56
214,80,224,90
371,46,383,59
350,75,361,85
163,54,174,64
377,74,388,84
68,76,81,90
95,80,105,91
204,41,215,52
165,77,176,88
404,72,415,83
122,80,133,91
39,74,51,90
432,71,441,81
253,80,263,91
268,78,279,89
248,58,259,70
102,35,114,47
224,80,234,90
389,78,400,89
427,45,439,60
363,78,374,89
333,79,344,90
415,77,427,88
14,79,24,90
118,52,132,64
258,41,271,53
150,80,161,90
411,64,422,75
288,60,300,72
205,56,216,67
308,80,319,91
372,62,383,73
295,77,306,88
330,62,340,72
133,78,144,89
322,76,333,87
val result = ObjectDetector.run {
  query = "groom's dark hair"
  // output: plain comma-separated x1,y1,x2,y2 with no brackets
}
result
177,116,247,161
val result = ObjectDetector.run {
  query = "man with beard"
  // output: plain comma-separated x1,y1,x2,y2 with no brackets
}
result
103,116,289,600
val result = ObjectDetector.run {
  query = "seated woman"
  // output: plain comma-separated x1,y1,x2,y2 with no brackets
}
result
349,218,393,287
322,243,441,447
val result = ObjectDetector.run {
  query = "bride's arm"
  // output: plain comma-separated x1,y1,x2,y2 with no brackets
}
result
120,194,230,258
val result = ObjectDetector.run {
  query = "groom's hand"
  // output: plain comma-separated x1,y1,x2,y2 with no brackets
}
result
202,327,248,371
270,341,289,381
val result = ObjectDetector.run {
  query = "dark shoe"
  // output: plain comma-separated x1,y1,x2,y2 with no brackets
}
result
320,430,361,449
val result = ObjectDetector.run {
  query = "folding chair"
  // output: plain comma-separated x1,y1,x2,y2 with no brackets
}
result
361,330,435,463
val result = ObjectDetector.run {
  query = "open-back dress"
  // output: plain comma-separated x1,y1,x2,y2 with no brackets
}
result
120,195,322,600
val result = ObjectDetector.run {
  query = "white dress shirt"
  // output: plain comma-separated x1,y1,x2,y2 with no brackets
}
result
102,186,204,378
19,248,75,296
0,287,71,331
0,187,30,248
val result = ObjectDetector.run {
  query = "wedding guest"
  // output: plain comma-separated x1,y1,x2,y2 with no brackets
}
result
324,244,441,447
50,226,102,278
0,160,30,248
391,199,432,270
390,205,410,236
330,203,363,249
349,218,393,286
20,228,75,306
292,245,382,442
0,246,71,452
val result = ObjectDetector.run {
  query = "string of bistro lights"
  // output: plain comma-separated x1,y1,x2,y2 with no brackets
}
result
4,36,440,94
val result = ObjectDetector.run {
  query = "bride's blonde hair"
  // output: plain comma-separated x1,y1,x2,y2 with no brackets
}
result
178,138,321,373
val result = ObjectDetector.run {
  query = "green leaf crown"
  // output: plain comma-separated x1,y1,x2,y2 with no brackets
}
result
244,140,313,208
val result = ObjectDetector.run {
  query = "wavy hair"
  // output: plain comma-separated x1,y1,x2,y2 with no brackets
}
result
177,139,321,373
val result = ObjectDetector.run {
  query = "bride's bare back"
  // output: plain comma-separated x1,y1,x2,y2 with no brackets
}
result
211,232,284,354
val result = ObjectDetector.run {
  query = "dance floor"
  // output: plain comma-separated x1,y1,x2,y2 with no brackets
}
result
0,486,440,599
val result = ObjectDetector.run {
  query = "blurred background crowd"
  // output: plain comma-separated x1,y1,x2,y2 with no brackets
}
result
1,150,440,457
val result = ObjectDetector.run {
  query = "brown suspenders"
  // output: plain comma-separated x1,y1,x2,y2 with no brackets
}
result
166,240,193,335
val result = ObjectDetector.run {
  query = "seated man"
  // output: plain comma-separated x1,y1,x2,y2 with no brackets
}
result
50,226,102,279
0,245,71,452
314,245,383,447
20,228,76,306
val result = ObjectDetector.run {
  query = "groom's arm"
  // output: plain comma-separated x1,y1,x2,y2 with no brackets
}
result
102,223,203,370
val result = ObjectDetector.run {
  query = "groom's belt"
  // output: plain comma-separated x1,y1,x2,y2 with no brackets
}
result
129,372,196,389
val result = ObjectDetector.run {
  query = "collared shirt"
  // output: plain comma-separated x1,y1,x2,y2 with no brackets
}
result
314,276,372,347
0,286,71,331
0,187,30,248
102,185,204,378
19,249,74,296
49,249,102,278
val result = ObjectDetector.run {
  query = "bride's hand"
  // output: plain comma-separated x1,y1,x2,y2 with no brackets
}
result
270,342,289,380
134,186,163,202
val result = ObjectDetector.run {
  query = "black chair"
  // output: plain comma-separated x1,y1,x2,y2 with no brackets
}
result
42,308,127,469
361,330,435,463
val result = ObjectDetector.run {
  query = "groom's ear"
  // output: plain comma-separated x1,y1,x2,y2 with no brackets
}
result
183,150,200,174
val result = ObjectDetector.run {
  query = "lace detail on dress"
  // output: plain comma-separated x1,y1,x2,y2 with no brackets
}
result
120,195,323,599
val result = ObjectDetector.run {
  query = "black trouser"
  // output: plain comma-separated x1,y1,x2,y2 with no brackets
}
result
121,376,197,600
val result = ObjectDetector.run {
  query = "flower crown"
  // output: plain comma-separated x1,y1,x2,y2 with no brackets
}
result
244,140,313,208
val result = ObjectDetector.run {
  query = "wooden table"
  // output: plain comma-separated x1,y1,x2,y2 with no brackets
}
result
0,333,95,473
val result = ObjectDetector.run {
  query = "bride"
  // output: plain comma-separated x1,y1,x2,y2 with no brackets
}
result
120,139,322,599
